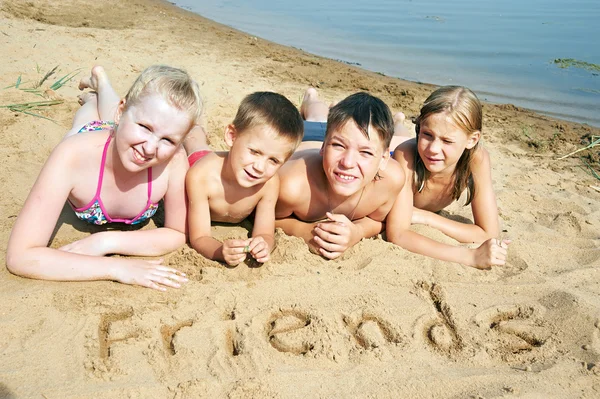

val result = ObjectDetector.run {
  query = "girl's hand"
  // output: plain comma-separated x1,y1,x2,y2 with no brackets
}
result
59,232,114,256
472,238,511,269
222,239,250,266
312,212,360,260
113,259,188,291
248,236,270,263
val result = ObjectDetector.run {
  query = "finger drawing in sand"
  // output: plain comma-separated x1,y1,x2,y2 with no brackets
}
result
276,88,406,259
6,65,202,291
185,92,303,265
388,86,510,269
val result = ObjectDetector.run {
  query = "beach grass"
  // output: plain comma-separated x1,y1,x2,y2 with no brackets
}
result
1,66,80,121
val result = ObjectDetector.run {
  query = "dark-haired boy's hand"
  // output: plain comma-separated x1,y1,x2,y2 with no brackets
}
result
313,212,361,260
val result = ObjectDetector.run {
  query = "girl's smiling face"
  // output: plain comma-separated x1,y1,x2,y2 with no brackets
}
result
417,112,479,176
321,120,389,198
114,93,192,172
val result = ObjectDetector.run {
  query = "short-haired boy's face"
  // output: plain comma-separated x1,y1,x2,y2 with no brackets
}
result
226,124,296,188
321,120,389,197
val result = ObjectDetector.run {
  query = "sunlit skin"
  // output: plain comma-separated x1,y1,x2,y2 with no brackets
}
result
186,124,297,266
276,120,405,259
6,66,196,291
389,111,509,269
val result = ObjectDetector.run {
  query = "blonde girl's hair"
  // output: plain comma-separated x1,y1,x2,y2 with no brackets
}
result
414,86,482,205
124,65,203,125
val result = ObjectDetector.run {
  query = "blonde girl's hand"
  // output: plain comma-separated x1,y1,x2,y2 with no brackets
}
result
248,236,270,263
472,238,511,269
222,239,250,266
113,259,189,291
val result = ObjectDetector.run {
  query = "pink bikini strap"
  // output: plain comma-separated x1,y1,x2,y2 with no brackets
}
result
95,134,113,199
98,134,154,207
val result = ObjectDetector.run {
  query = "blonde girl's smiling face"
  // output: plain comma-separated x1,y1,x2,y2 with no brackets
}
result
225,124,296,188
417,112,479,176
114,93,192,171
321,120,389,197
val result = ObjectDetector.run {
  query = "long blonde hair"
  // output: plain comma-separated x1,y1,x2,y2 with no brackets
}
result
414,86,482,205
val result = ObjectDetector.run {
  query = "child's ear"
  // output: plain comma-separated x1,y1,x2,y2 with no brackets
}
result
224,124,237,147
466,130,481,150
114,98,126,124
378,148,391,171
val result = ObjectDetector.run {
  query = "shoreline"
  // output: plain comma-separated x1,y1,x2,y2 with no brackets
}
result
170,0,600,128
1,1,600,398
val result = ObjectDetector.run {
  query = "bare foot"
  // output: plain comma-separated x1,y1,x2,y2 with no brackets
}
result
77,91,97,106
300,87,329,122
78,65,110,92
393,112,412,137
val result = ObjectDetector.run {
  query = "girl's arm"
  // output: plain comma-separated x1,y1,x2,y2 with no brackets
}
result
6,141,185,290
388,146,506,269
413,148,499,243
247,176,279,263
61,150,189,256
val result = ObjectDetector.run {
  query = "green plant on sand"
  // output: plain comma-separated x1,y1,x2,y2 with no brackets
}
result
1,66,80,122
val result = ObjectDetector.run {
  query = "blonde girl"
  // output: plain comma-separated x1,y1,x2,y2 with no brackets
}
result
388,86,509,269
7,65,202,290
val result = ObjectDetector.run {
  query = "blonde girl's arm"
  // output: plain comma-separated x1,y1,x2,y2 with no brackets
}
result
247,176,279,263
388,144,506,269
412,147,500,243
6,140,186,290
84,150,189,256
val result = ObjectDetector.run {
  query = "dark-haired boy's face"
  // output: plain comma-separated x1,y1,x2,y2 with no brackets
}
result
321,121,389,197
225,124,296,188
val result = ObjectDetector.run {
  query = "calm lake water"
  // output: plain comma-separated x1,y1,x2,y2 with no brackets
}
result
174,0,600,127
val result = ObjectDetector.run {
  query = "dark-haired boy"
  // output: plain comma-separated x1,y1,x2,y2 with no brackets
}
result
275,88,406,259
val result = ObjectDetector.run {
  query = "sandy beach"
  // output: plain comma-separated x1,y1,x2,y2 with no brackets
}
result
1,0,600,397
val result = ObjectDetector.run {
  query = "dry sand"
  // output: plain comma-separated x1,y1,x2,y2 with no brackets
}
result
1,0,600,398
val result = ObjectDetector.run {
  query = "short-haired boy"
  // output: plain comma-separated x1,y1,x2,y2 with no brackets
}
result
185,92,303,265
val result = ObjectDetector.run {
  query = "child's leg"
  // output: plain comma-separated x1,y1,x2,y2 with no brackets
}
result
182,123,210,156
390,112,413,152
78,65,120,121
300,87,329,122
297,88,330,151
63,92,101,139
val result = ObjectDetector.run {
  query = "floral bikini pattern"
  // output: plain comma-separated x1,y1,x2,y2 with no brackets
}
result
70,120,159,225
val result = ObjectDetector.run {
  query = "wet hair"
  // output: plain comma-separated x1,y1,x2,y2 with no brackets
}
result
124,65,203,125
325,92,394,150
414,86,482,205
232,91,304,151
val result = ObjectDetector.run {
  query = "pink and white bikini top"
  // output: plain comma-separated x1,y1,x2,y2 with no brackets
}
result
69,121,158,225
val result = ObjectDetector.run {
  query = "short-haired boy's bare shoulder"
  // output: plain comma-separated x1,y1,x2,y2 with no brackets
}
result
186,151,223,183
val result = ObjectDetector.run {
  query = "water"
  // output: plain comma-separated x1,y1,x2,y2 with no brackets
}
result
174,0,600,126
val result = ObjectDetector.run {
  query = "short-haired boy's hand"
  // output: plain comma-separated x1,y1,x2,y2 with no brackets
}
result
222,239,250,266
312,212,361,260
248,236,270,263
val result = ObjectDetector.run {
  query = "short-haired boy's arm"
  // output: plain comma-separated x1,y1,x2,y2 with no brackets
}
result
247,176,279,263
186,165,224,260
